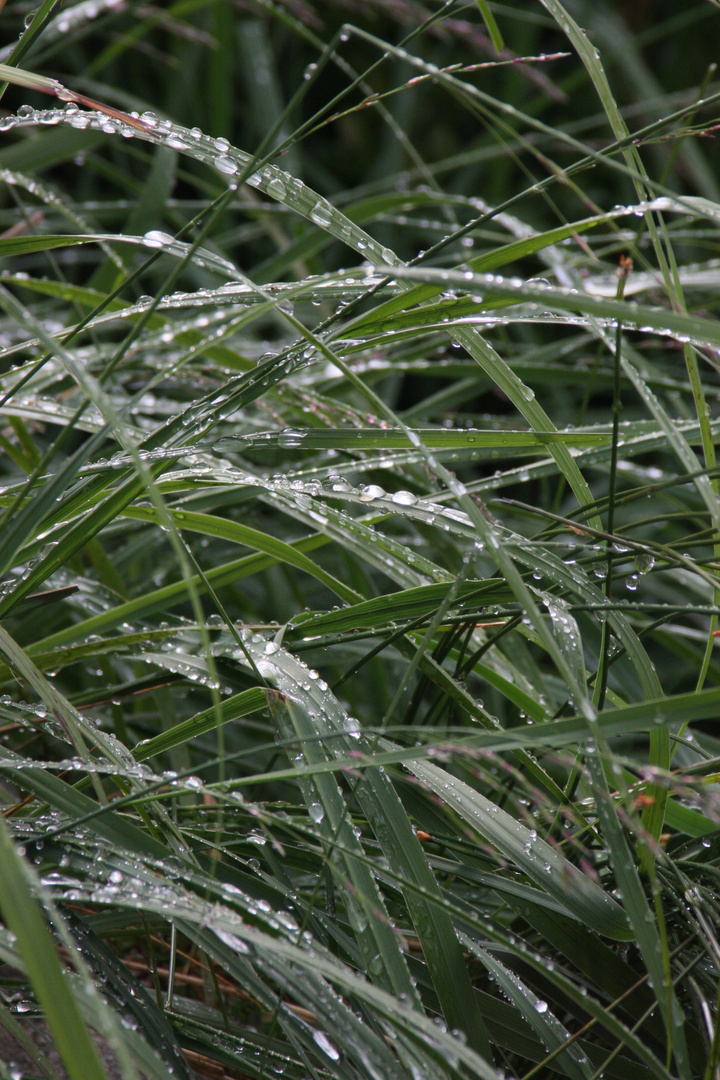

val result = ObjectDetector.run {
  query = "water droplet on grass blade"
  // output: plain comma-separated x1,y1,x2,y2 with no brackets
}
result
277,429,304,448
312,1030,339,1060
267,177,286,198
142,229,173,248
310,200,332,227
214,155,237,175
358,484,385,502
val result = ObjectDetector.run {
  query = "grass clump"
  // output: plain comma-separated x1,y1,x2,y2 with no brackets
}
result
0,2,719,1078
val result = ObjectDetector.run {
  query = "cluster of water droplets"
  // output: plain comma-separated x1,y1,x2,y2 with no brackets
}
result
14,0,125,48
27,820,308,951
385,253,719,350
70,275,393,345
208,448,476,533
541,594,586,686
0,107,401,270
469,947,593,1073
0,747,168,787
212,628,362,743
1,389,106,432
410,754,628,937
128,636,230,694
1,167,126,268
469,414,720,498
136,229,239,276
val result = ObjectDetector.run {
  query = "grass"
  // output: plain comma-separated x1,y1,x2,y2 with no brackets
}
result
0,1,719,1078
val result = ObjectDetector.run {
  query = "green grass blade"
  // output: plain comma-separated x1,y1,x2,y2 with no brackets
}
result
404,753,631,939
0,815,109,1080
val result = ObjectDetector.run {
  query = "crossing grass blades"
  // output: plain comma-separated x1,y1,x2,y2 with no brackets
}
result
0,1,720,1078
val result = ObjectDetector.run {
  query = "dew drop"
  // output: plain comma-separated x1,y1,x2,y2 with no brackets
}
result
142,229,173,249
310,200,332,227
267,177,286,199
312,1030,339,1060
214,155,238,175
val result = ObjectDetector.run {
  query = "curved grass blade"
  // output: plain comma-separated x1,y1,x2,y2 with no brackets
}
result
402,752,631,940
473,947,593,1079
250,639,494,1060
585,749,691,1076
0,815,110,1080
